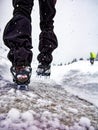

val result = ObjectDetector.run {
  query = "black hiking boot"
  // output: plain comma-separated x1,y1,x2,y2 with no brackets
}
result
10,66,32,85
36,64,51,76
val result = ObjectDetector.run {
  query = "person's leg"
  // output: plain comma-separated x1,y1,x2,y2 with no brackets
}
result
3,0,34,85
38,0,58,66
3,0,34,67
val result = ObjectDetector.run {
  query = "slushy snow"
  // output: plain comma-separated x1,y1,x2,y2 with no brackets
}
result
0,57,98,129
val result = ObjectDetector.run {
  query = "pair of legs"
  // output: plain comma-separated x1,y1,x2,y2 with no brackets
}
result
3,0,58,67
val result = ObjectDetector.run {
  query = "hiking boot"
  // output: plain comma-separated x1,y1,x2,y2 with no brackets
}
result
36,64,51,76
10,66,32,85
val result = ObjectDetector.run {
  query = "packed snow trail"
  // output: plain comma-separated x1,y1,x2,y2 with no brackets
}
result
0,58,98,129
0,77,98,129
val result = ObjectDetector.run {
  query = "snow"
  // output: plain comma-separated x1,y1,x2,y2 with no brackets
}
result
0,108,95,130
1,0,98,129
0,58,98,129
67,107,78,114
51,61,98,107
79,117,91,127
7,108,21,123
36,99,52,107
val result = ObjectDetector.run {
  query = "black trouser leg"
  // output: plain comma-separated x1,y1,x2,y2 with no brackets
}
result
37,0,58,65
3,0,34,66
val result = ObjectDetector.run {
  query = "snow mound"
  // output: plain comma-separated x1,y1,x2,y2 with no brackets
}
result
0,108,95,130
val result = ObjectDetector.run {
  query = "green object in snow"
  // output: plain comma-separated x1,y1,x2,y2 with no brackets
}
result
90,52,96,58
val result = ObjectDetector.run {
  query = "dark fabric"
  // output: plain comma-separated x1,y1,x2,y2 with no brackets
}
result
13,0,34,21
3,15,32,49
8,47,33,66
3,0,58,66
37,30,58,65
39,0,56,31
3,14,33,66
38,0,58,65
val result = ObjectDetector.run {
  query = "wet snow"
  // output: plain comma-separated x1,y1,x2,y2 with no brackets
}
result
0,58,98,129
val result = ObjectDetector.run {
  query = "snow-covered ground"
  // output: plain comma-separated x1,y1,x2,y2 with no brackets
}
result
1,0,98,129
0,50,98,130
51,61,98,107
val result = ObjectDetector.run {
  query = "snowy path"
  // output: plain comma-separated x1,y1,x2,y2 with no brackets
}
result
0,59,98,129
0,78,98,129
